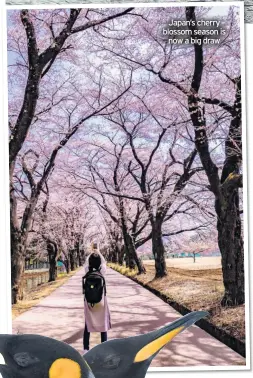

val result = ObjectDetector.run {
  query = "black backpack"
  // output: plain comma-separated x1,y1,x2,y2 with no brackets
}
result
82,271,106,307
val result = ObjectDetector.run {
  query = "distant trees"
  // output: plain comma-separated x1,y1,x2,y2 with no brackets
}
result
30,193,94,281
178,229,218,263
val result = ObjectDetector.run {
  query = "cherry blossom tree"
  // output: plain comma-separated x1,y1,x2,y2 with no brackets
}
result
175,228,218,263
87,5,244,305
8,7,135,303
185,7,243,306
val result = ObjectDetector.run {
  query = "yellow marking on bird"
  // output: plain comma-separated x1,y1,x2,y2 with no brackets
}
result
49,358,81,378
134,326,184,362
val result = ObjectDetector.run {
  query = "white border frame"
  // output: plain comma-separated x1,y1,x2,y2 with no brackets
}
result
0,1,251,373
0,0,12,336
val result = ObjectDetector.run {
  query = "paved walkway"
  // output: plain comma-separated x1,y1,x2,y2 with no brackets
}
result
12,268,245,367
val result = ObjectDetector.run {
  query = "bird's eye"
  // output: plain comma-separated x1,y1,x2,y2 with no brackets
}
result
102,355,121,369
13,352,40,367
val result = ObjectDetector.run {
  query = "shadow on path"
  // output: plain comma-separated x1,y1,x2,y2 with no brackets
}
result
12,268,245,367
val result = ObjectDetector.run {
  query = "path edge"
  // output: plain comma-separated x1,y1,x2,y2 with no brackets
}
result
109,267,246,358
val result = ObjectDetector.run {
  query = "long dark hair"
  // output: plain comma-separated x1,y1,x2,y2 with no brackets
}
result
88,253,101,272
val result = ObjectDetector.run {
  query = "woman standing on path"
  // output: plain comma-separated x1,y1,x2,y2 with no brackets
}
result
83,249,111,353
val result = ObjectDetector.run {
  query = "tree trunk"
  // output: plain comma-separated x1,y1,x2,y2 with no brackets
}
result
120,220,144,272
64,257,70,274
11,232,25,304
183,9,244,307
152,220,167,278
79,248,85,266
117,185,145,273
48,260,57,281
115,243,123,264
124,246,129,268
10,169,32,303
118,245,124,265
70,249,77,271
216,189,244,306
124,232,146,273
112,250,118,263
75,242,80,267
10,188,42,302
110,245,118,263
47,241,58,282
193,254,196,263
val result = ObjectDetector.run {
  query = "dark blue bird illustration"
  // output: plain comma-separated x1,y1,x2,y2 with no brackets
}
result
0,334,94,378
83,311,208,378
0,311,208,378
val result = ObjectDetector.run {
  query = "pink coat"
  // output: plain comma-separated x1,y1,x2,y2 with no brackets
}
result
83,253,111,332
